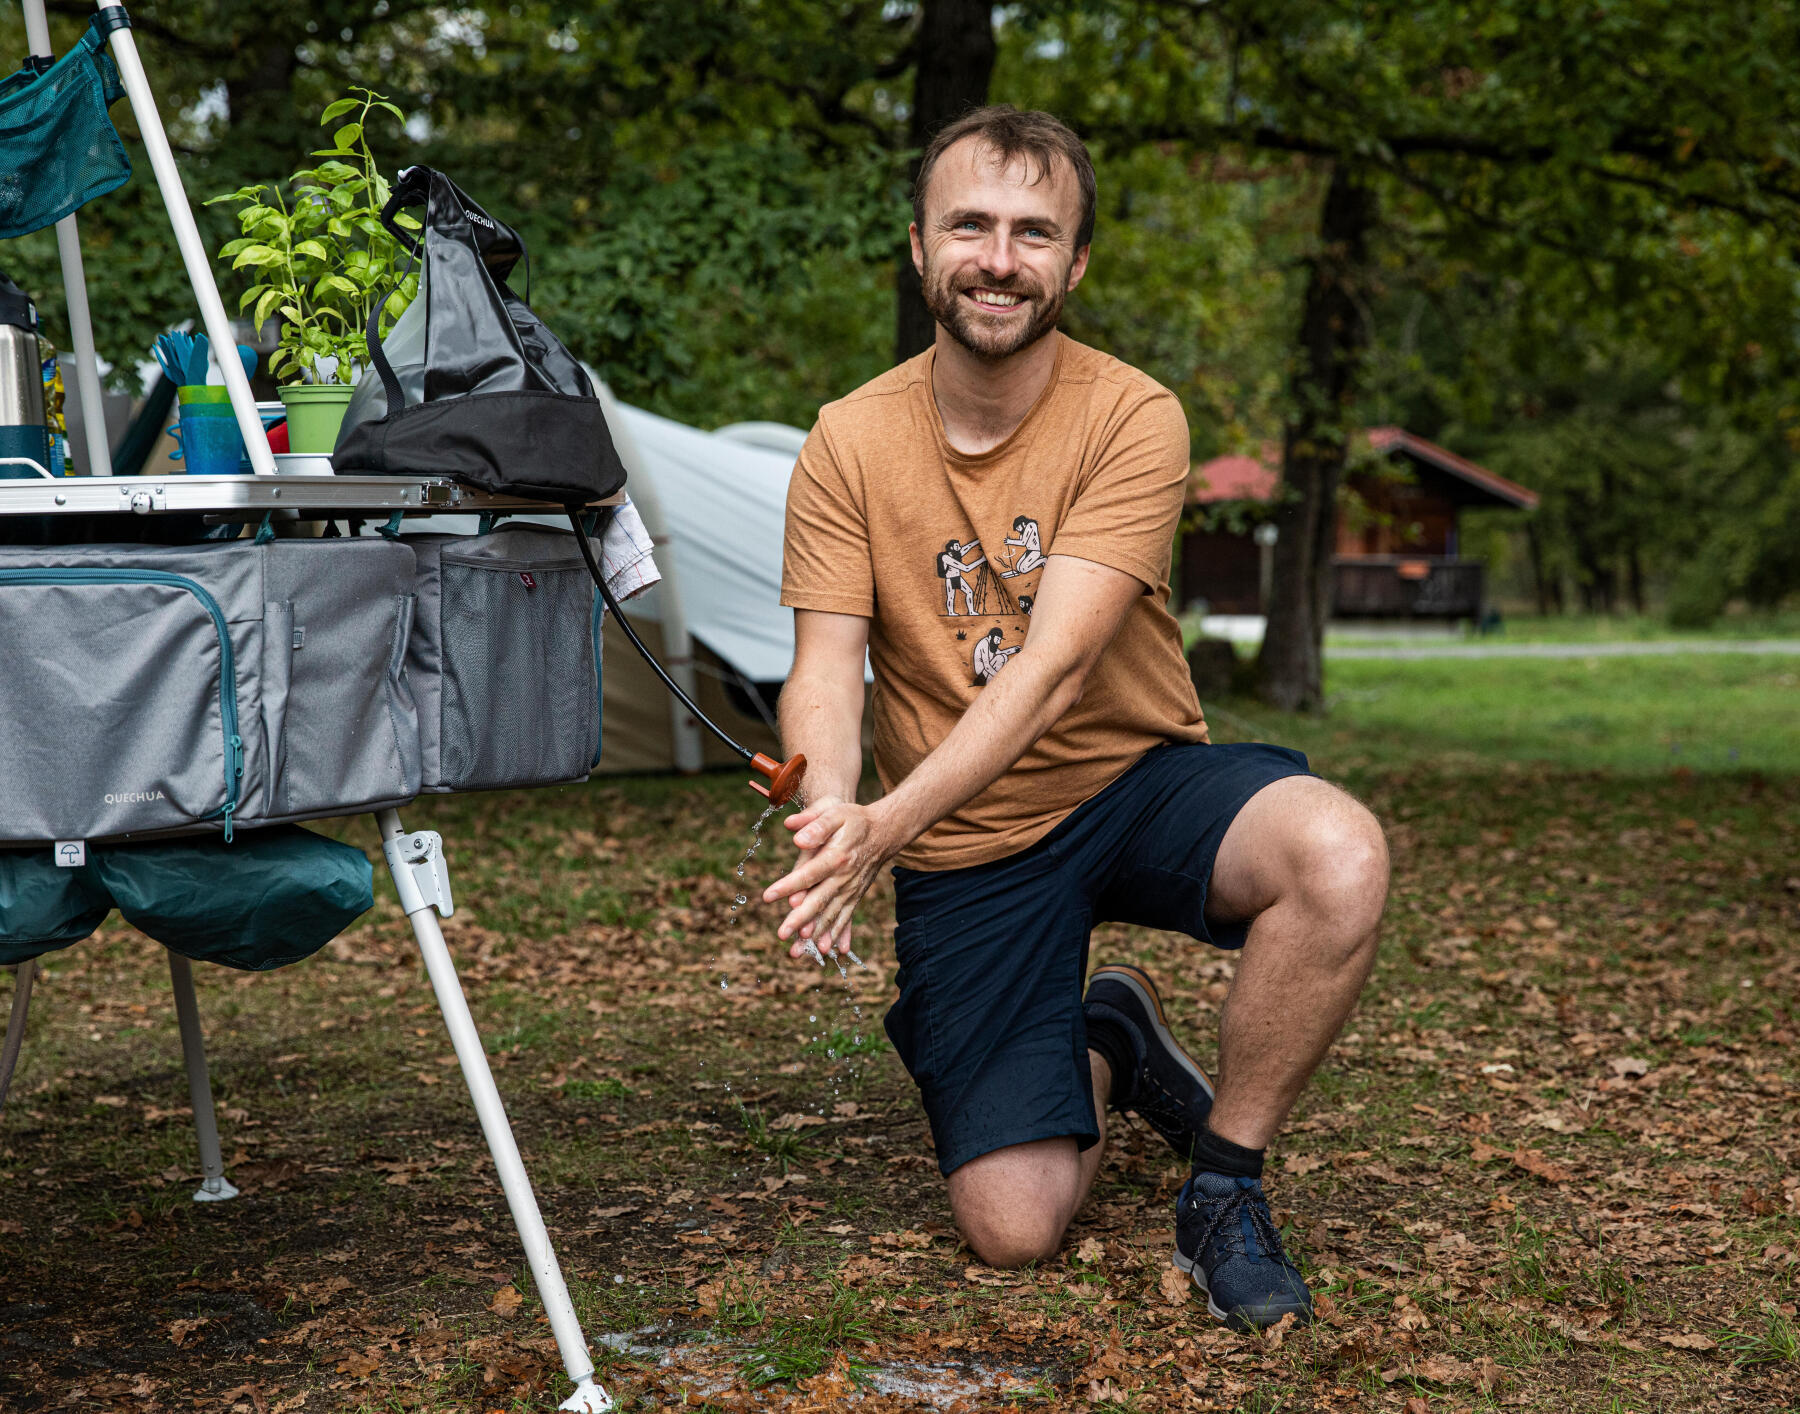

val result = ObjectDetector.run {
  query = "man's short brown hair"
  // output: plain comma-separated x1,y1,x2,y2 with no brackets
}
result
912,105,1098,250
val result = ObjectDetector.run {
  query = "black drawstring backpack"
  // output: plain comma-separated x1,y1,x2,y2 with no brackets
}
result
332,166,627,506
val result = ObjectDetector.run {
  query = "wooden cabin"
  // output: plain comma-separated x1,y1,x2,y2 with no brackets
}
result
1181,427,1539,620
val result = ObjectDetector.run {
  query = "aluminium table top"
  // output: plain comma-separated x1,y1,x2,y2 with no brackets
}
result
0,473,625,520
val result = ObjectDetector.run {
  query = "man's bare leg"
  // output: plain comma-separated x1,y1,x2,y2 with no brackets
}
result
947,1052,1112,1268
1203,776,1388,1151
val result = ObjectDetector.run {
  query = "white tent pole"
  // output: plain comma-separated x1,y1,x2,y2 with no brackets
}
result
375,810,612,1414
20,0,110,476
595,381,705,772
92,0,276,475
167,951,238,1202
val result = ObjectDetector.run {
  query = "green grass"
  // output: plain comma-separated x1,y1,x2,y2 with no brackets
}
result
1720,1302,1800,1367
734,1101,818,1172
737,1281,876,1388
800,1027,890,1060
1205,652,1798,774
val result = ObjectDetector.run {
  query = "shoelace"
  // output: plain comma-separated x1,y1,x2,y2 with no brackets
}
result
1186,1186,1300,1272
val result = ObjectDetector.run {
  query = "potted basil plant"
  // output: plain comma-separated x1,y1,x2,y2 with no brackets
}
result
207,88,419,454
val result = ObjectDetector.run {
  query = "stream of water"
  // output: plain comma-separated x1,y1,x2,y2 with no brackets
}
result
713,792,873,1112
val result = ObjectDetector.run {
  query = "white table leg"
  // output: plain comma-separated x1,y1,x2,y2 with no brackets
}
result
168,951,238,1202
376,810,611,1413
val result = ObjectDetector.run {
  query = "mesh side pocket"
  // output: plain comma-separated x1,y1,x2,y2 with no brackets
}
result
439,561,598,790
0,25,131,240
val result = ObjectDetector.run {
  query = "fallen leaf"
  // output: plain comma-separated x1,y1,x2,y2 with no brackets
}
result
770,1111,827,1131
335,1350,381,1378
168,1316,209,1348
1075,1236,1105,1264
1418,1354,1470,1384
488,1285,524,1316
1510,1146,1574,1183
1159,1266,1192,1306
870,1229,932,1250
590,1205,637,1220
1283,1153,1326,1176
1659,1332,1716,1351
1608,1056,1650,1078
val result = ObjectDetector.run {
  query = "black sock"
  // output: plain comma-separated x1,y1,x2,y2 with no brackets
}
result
1190,1123,1265,1179
1083,1012,1136,1108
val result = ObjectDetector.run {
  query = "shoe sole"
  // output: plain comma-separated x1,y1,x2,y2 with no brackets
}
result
1088,963,1215,1104
1171,1248,1234,1326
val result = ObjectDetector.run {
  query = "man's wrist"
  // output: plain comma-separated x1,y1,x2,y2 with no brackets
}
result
867,792,928,862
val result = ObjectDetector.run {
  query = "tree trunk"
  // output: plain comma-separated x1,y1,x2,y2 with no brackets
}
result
1626,544,1647,614
1526,521,1553,616
894,0,996,363
1255,167,1376,712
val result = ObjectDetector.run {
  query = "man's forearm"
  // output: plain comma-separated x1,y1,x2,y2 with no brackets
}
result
778,671,864,806
876,646,1082,847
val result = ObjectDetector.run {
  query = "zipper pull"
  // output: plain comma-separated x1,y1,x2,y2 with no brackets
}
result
221,800,235,844
230,733,245,778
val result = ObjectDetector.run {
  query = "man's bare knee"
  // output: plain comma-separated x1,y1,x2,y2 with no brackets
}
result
946,1138,1082,1268
958,1207,1069,1269
1290,795,1390,945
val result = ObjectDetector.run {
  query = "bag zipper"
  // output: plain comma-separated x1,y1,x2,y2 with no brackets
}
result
0,568,245,839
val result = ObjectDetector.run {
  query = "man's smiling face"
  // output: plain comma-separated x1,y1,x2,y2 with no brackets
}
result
911,136,1090,363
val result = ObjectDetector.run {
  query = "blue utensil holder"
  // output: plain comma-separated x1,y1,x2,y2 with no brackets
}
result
174,404,246,476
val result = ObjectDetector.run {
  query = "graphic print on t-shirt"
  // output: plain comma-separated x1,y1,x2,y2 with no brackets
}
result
935,535,1016,617
1000,517,1046,578
970,625,1021,685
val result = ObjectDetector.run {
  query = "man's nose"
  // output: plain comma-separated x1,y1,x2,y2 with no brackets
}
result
979,230,1019,281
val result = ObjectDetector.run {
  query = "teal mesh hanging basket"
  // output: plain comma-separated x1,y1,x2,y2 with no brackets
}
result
0,18,131,240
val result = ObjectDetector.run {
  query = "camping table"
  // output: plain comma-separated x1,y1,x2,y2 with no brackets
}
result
0,472,622,1413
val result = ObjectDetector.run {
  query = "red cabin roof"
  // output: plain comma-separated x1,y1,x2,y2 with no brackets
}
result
1189,429,1538,511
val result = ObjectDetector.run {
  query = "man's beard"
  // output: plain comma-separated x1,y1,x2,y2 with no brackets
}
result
920,258,1068,362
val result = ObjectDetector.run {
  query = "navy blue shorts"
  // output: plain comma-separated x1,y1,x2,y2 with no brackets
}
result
885,741,1312,1177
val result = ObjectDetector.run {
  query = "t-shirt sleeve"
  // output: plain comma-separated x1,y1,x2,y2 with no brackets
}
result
1047,391,1190,592
781,420,876,616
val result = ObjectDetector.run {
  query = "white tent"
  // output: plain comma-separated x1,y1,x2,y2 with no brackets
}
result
401,385,832,774
594,388,806,774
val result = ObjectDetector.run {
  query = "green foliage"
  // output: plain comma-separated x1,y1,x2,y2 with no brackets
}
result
204,90,419,384
1,0,1796,616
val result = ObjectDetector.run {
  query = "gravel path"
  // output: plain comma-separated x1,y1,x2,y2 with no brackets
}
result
1326,639,1800,660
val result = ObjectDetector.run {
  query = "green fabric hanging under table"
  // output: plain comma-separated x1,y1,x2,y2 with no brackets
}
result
0,849,112,965
94,827,375,971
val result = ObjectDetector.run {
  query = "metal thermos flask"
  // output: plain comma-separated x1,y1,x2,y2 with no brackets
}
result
0,272,52,479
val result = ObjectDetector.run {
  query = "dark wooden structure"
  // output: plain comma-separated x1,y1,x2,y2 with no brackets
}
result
1181,427,1538,620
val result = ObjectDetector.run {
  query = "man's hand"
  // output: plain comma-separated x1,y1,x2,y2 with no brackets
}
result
763,795,899,959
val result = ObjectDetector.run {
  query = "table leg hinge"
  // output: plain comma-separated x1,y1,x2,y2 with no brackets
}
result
383,830,455,918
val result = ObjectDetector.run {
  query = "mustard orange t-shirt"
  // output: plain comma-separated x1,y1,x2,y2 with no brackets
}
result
781,333,1208,870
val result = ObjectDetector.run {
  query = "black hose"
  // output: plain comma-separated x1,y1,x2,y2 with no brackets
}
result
568,510,754,764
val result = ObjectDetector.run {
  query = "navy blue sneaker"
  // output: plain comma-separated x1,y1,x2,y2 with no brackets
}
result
1174,1171,1314,1331
1083,964,1214,1164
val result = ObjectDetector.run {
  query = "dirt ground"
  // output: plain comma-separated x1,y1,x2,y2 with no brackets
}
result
2,757,1797,1413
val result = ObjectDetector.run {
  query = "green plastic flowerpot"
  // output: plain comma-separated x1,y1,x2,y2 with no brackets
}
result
279,382,357,455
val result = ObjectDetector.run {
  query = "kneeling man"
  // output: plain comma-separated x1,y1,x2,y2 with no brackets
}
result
766,106,1388,1330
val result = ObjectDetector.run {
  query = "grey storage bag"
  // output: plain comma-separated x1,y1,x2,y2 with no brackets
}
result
0,537,420,844
405,526,603,792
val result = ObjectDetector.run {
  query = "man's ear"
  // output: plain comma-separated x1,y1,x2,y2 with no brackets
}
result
909,222,925,278
1066,243,1091,293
